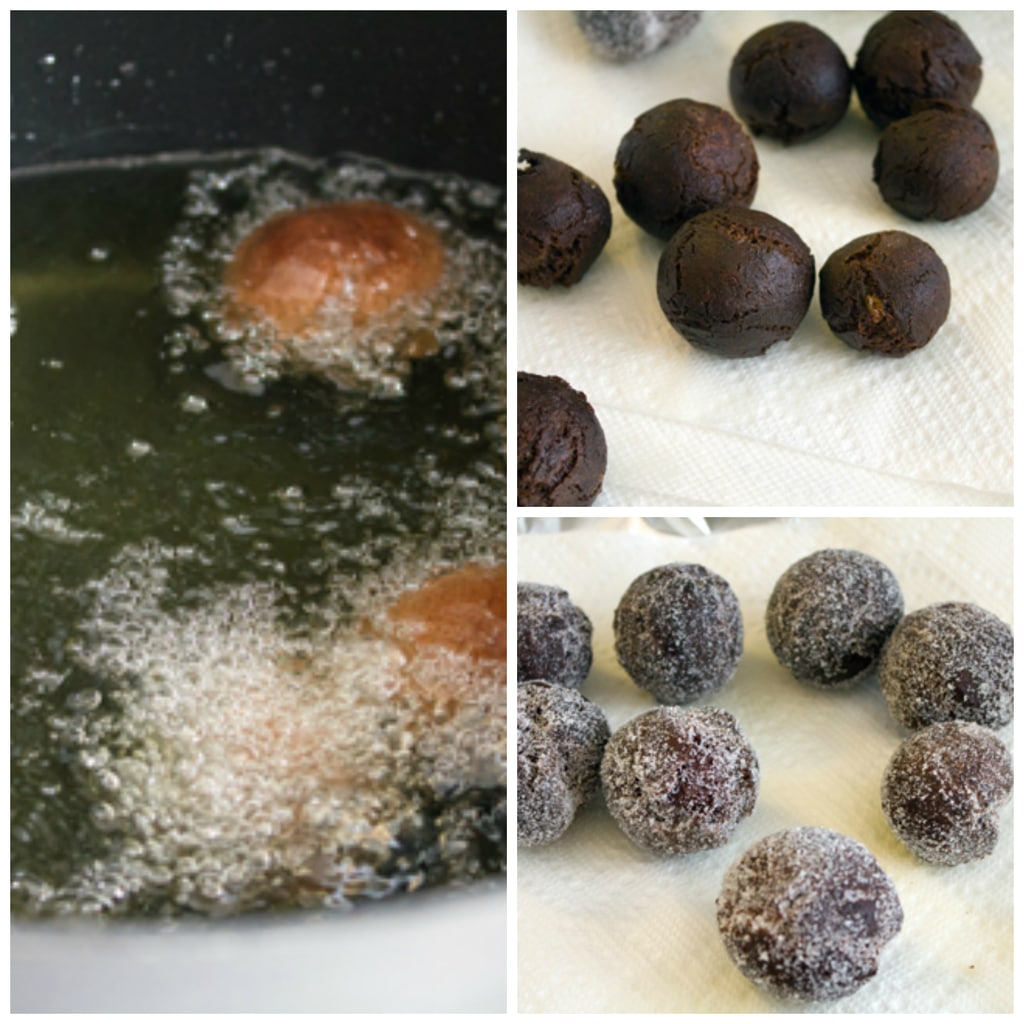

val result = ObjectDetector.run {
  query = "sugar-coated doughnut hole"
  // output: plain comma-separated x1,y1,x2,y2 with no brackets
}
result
516,582,593,689
765,548,904,688
517,681,610,847
879,601,1013,730
613,562,744,704
717,827,903,1001
881,721,1013,865
601,706,759,854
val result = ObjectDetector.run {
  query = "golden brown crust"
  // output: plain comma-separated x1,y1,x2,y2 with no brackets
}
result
385,563,506,664
224,200,445,337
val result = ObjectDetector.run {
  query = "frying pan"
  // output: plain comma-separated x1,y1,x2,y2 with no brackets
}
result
10,11,507,1013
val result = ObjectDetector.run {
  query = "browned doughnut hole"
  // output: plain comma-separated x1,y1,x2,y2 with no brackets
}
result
224,200,446,346
232,564,505,780
385,563,506,665
382,562,507,717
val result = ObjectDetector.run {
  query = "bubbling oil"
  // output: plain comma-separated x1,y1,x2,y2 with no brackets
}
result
15,541,505,918
11,150,506,918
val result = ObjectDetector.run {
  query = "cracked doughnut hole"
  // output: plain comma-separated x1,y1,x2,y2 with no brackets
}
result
517,681,610,847
729,21,851,144
614,99,759,240
879,601,1013,730
873,102,999,221
517,149,612,288
819,230,951,355
517,372,607,507
656,206,814,357
853,11,983,128
765,548,904,688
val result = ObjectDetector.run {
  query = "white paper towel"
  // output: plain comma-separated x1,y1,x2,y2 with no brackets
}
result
516,517,1013,1013
516,12,1013,506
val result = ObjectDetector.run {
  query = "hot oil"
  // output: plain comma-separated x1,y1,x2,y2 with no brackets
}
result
11,151,506,918
161,149,507,400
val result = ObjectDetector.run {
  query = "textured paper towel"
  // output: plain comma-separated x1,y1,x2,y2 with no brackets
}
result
516,12,1012,506
516,517,1013,1013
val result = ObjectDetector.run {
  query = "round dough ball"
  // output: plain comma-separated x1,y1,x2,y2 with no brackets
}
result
517,372,608,507
614,99,759,240
382,563,506,716
819,231,951,356
881,721,1013,865
717,827,904,1001
225,200,445,338
765,548,904,688
729,21,851,144
517,680,610,847
879,601,1013,730
656,206,815,358
852,11,982,128
614,563,744,704
873,102,999,221
517,582,593,690
574,11,700,62
385,562,506,665
601,706,759,854
517,149,612,288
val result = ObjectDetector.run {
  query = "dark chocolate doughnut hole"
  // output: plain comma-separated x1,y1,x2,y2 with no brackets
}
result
766,548,904,688
517,149,612,288
517,680,610,847
614,562,744,705
656,206,815,358
614,99,758,240
601,706,759,854
729,21,851,144
517,372,608,507
853,11,982,128
873,102,999,221
819,231,951,356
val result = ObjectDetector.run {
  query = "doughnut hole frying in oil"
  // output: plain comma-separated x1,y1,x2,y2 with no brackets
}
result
236,562,506,779
379,562,506,715
224,199,447,361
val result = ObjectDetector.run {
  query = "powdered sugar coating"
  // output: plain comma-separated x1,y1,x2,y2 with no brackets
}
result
881,721,1013,865
717,827,903,1002
766,548,904,688
518,681,611,846
517,582,594,690
575,12,701,62
879,602,1013,729
614,563,744,705
600,706,758,854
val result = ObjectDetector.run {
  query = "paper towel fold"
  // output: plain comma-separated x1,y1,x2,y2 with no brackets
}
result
517,517,1012,1013
517,11,1012,507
